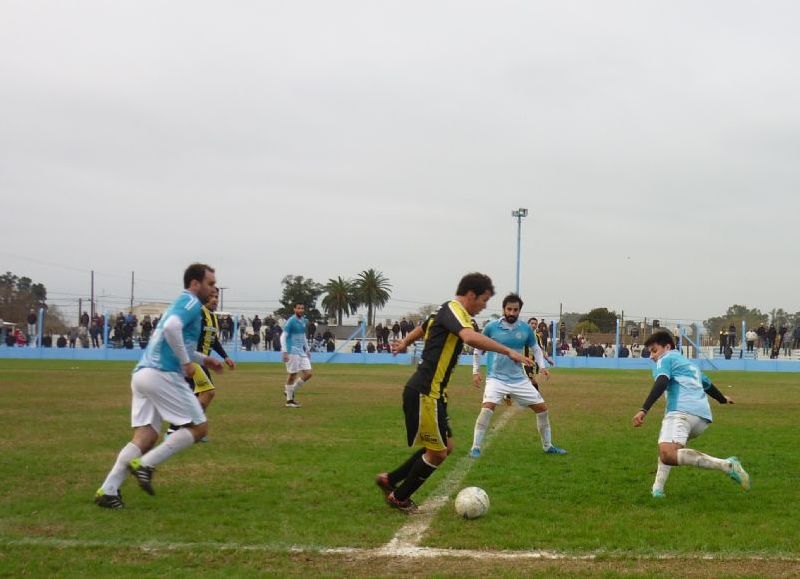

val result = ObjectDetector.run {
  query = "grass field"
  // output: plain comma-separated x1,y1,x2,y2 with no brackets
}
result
1,360,799,577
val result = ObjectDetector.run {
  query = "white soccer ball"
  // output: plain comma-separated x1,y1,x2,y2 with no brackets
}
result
454,486,490,519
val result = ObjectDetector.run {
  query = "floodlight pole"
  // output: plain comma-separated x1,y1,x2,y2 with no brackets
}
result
218,287,228,311
511,208,528,295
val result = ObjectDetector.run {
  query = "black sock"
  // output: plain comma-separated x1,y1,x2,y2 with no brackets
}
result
387,449,425,487
393,455,437,501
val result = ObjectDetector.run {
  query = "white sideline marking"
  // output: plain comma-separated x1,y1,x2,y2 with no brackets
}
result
4,537,800,563
378,406,520,555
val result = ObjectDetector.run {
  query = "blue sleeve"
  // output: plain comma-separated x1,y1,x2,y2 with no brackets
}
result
174,294,201,326
482,322,493,338
284,318,296,336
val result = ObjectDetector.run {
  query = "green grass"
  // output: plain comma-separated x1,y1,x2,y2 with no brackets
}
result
0,360,798,576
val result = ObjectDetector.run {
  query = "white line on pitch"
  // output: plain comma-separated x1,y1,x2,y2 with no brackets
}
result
378,405,520,555
5,537,800,563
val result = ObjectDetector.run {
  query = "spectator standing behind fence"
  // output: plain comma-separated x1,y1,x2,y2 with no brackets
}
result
80,311,90,328
793,325,800,350
718,329,727,354
252,316,262,350
271,324,282,351
756,323,767,353
27,309,37,347
400,318,409,339
727,324,737,351
392,321,401,341
780,326,790,357
238,315,247,342
767,324,777,350
745,329,756,353
262,316,274,350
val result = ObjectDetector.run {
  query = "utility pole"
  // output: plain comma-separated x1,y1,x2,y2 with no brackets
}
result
90,270,95,319
218,287,228,311
130,271,135,312
511,208,528,295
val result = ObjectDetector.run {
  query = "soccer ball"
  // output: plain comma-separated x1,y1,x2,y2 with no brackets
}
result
454,486,490,519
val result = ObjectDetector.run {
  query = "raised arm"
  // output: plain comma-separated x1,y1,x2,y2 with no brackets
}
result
458,327,533,366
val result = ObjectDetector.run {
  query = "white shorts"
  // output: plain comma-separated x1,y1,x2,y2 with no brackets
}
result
285,354,312,374
131,367,207,430
658,411,710,445
483,377,545,407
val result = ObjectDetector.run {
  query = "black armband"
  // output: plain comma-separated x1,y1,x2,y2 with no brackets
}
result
704,383,728,404
641,375,670,412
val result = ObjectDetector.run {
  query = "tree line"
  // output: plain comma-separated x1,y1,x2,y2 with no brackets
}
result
275,268,392,327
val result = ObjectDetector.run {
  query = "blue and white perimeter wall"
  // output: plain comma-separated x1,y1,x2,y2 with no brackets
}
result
1,347,799,372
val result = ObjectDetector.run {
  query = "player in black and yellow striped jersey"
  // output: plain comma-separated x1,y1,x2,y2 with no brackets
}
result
375,273,535,512
524,317,554,392
167,289,235,438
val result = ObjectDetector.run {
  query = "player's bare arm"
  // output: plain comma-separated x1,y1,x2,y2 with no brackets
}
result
458,327,534,367
392,325,424,355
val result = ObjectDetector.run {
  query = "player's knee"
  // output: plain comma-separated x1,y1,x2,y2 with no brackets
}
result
303,371,313,381
132,425,158,451
426,448,448,466
659,447,678,466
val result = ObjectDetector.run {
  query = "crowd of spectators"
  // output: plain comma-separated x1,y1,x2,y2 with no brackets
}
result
4,309,800,362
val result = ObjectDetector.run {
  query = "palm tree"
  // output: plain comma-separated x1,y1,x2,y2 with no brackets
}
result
321,276,358,325
355,269,392,328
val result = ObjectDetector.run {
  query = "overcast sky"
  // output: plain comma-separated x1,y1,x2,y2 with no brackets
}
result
1,1,798,325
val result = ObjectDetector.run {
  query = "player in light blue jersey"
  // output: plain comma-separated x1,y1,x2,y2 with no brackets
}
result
470,294,567,458
279,302,313,408
94,264,226,509
632,330,750,498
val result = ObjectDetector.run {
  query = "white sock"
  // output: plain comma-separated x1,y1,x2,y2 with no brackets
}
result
472,407,493,449
292,378,305,395
101,442,141,495
140,428,195,468
677,448,732,473
536,411,552,450
653,459,672,492
285,383,295,401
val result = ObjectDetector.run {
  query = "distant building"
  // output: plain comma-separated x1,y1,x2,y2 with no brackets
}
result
131,302,170,318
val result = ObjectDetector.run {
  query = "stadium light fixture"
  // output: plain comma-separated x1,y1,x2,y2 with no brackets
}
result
511,208,528,295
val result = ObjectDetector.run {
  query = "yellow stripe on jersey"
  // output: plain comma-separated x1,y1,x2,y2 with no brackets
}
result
407,299,474,400
198,306,219,356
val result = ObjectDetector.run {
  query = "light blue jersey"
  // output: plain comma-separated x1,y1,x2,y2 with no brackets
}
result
483,318,537,382
135,291,203,374
652,350,712,422
282,315,308,355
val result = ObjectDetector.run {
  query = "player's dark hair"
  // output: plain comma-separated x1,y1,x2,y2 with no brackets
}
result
183,263,214,289
456,273,495,297
528,317,538,324
644,330,675,350
502,293,523,309
293,301,305,308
